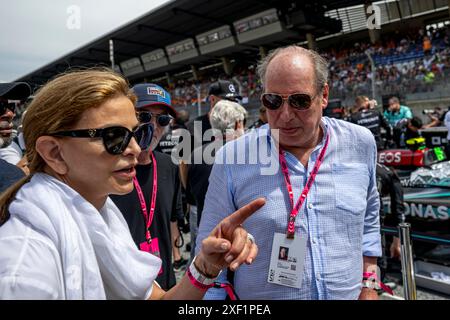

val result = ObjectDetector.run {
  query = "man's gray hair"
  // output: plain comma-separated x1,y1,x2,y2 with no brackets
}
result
257,45,329,93
210,99,247,135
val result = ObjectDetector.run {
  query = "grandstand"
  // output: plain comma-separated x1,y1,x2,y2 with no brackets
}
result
15,0,450,125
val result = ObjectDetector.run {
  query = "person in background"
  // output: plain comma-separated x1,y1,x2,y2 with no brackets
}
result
14,110,30,175
183,80,242,261
186,80,241,150
423,35,432,55
248,105,267,129
156,109,190,156
185,99,247,263
422,107,445,128
157,109,192,250
0,128,22,165
350,96,392,150
111,83,187,290
376,163,405,286
444,107,450,157
385,97,413,147
0,82,30,192
403,116,423,146
0,83,31,166
383,97,413,127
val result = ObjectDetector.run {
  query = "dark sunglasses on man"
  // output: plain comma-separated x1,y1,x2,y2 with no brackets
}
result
51,123,154,155
137,111,173,127
261,93,316,111
0,100,16,115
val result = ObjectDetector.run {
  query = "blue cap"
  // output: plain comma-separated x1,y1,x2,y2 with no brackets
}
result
132,83,176,117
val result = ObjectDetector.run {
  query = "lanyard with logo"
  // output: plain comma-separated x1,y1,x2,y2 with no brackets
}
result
278,133,330,239
133,152,162,275
133,152,158,244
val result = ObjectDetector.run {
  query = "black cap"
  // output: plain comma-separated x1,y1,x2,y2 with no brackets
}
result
208,80,242,100
0,82,31,100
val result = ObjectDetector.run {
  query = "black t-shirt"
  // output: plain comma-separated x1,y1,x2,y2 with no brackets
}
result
0,159,24,193
111,151,183,290
350,109,391,149
185,114,213,206
187,114,211,151
155,124,187,156
376,163,405,225
187,144,215,226
404,127,421,142
439,109,449,122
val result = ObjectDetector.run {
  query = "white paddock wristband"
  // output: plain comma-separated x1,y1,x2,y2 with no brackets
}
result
188,256,222,289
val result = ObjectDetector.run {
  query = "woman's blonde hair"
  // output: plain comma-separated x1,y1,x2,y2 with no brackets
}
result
0,68,136,223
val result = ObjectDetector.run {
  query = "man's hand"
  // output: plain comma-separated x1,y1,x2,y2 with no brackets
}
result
358,288,379,300
194,198,265,277
390,237,401,259
368,99,377,109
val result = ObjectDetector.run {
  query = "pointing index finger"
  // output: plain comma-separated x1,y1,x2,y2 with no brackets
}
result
225,197,266,227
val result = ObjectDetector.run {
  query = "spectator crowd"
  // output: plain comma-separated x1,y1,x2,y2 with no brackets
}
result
168,25,450,109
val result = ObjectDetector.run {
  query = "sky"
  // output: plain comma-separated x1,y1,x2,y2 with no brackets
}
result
0,0,171,82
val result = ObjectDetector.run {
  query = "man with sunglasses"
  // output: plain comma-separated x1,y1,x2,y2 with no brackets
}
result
0,82,30,193
111,83,187,290
197,46,382,300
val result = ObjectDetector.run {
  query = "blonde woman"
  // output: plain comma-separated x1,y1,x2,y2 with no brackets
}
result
0,69,264,300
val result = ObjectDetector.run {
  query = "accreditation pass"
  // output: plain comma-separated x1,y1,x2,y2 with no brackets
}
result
267,232,307,289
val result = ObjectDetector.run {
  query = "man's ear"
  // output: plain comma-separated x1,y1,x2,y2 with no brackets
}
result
321,83,329,110
234,120,244,131
35,136,68,175
209,96,219,109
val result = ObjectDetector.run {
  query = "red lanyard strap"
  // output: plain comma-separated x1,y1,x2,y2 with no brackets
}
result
213,282,240,300
279,133,330,238
133,152,158,243
363,272,394,295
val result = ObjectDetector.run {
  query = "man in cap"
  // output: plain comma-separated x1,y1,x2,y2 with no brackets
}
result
0,82,30,193
111,84,187,290
186,99,247,264
182,80,241,256
187,80,242,149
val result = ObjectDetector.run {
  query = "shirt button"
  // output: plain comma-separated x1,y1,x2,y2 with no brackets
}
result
312,238,317,244
308,203,313,209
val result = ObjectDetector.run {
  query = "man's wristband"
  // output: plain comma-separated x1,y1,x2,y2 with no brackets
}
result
361,272,394,295
187,256,222,290
361,280,378,291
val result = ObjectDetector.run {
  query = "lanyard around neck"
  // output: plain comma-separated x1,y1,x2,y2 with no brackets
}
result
133,152,157,243
278,133,330,239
